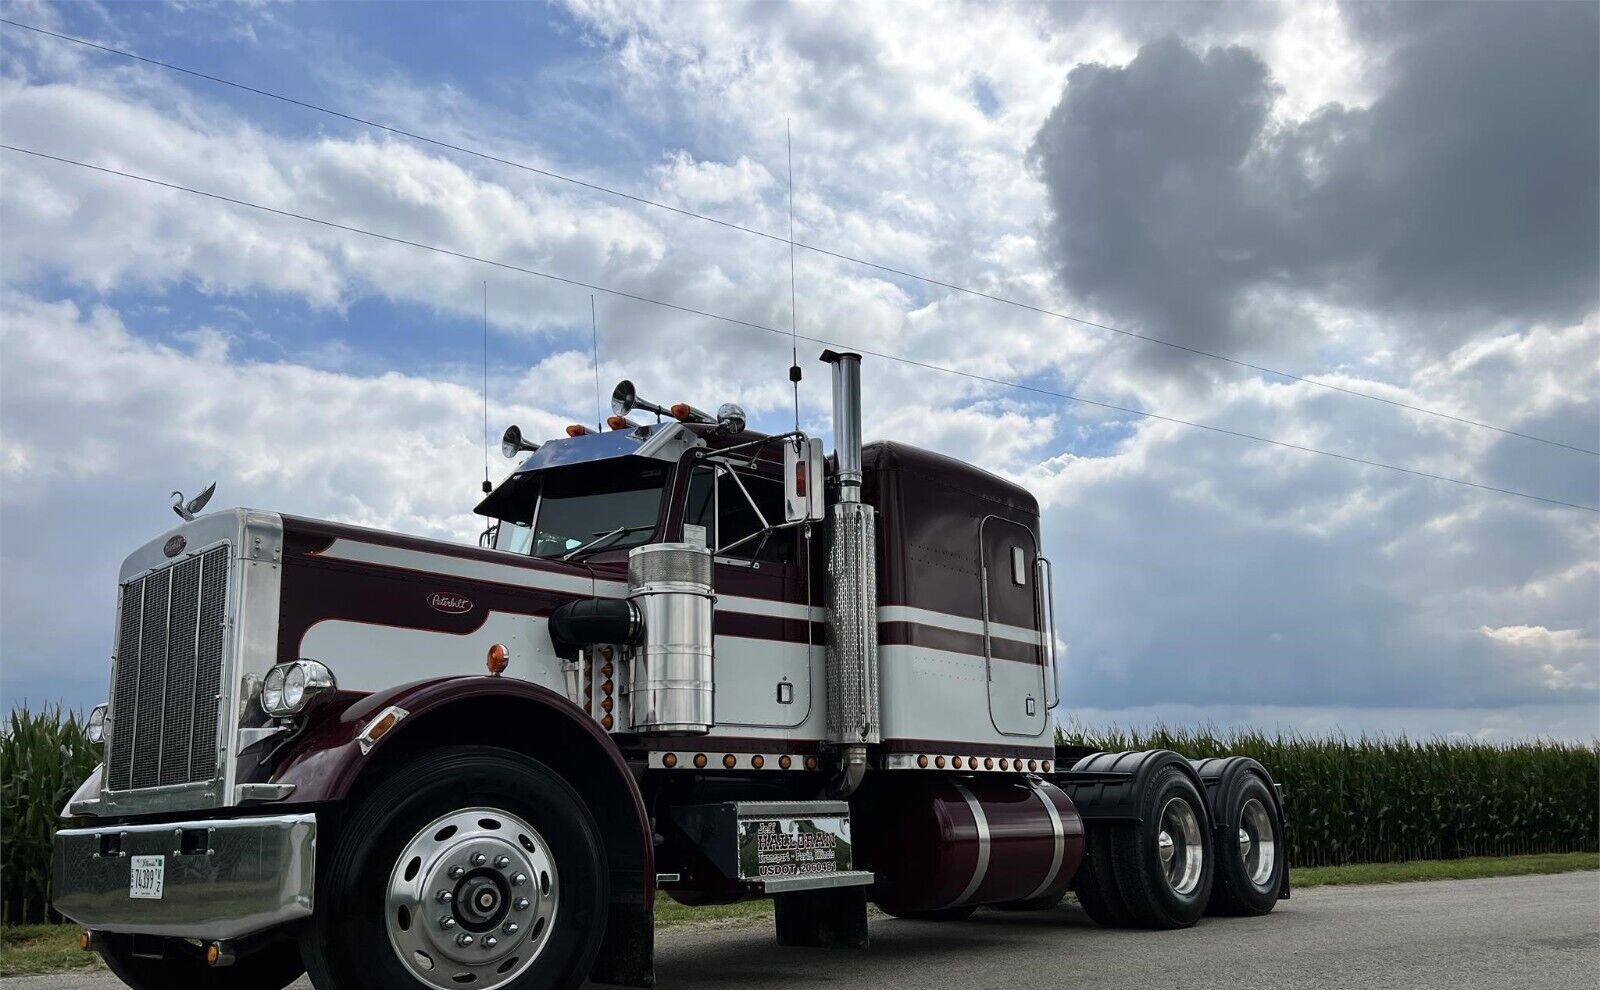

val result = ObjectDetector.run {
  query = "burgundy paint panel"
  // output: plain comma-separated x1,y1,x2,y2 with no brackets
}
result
878,621,1041,665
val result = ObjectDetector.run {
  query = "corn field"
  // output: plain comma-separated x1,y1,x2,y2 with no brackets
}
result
1063,724,1600,868
1,706,100,925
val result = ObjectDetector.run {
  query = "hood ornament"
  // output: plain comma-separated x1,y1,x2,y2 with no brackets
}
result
170,481,217,522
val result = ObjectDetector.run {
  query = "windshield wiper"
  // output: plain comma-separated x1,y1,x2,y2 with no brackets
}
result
560,524,654,561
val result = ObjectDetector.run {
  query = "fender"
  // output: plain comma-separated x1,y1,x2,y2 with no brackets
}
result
268,675,653,903
1056,749,1207,821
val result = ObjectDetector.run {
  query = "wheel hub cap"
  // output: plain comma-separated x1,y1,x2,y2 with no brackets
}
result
1156,796,1204,897
1238,797,1277,888
386,807,558,990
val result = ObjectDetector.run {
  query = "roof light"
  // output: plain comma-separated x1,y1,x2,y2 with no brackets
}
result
565,424,591,437
670,403,693,422
606,415,636,431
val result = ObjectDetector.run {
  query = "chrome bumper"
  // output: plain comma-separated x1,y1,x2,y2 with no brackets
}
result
52,813,315,941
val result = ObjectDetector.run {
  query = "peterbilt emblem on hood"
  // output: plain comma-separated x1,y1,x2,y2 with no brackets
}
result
427,593,474,614
163,535,187,558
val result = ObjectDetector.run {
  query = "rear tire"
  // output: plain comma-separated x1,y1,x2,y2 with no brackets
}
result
1108,766,1213,929
300,745,608,990
1071,822,1135,927
99,935,302,990
1207,772,1285,916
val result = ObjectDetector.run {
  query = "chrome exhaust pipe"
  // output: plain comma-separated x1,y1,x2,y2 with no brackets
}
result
820,351,879,795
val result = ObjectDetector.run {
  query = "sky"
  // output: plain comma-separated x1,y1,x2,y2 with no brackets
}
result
1,0,1595,742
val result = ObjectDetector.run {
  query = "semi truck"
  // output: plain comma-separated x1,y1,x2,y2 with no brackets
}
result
51,351,1288,990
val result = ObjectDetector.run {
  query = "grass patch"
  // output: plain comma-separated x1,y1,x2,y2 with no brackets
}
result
0,924,102,977
1290,851,1599,888
656,897,773,927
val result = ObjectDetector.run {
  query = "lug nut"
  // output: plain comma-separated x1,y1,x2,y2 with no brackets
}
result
456,933,474,947
439,917,456,930
513,897,530,911
436,890,454,904
493,855,511,869
447,866,465,880
470,852,487,866
509,872,528,886
483,936,498,949
502,921,519,935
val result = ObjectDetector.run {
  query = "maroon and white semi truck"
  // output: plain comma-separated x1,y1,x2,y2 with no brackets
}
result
52,351,1287,990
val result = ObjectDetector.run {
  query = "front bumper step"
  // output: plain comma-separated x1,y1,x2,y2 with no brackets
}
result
53,813,316,941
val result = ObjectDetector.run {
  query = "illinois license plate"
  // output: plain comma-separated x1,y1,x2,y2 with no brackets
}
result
129,855,165,899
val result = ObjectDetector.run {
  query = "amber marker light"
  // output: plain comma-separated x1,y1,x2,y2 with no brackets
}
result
1042,761,1052,772
78,932,90,951
722,754,737,769
670,403,694,421
206,944,220,966
606,415,630,430
805,756,819,770
952,756,964,769
999,758,1010,771
935,756,946,769
917,755,929,769
751,755,765,769
600,697,613,713
662,753,678,768
985,757,994,770
486,644,509,677
601,715,613,730
779,755,792,769
566,424,591,437
693,754,708,768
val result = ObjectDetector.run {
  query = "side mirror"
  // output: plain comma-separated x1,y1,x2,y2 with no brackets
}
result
784,436,826,523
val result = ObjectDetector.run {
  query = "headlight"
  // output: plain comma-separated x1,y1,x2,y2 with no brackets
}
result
87,703,108,745
260,660,335,717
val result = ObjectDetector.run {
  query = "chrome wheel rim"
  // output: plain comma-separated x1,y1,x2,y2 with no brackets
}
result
385,807,558,990
1238,797,1276,888
1156,796,1204,897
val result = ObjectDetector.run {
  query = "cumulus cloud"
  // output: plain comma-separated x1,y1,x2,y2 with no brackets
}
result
1029,3,1600,365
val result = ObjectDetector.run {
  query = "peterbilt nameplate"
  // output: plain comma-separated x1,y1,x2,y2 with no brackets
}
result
670,800,856,882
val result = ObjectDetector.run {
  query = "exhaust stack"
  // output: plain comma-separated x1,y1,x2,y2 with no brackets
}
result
820,351,880,783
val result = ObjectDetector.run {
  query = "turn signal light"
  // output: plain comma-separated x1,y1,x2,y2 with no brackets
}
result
486,644,509,676
78,931,90,951
206,944,220,966
670,403,693,421
565,424,591,437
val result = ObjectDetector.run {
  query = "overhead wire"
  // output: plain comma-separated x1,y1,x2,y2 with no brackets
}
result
3,143,1594,514
1,16,1592,458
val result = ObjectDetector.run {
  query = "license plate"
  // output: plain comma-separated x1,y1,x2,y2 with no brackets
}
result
129,855,165,899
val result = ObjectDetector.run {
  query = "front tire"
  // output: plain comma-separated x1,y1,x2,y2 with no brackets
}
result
99,934,303,990
300,746,608,990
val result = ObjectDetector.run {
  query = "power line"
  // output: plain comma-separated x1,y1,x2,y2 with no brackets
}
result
4,143,1594,514
3,15,1592,459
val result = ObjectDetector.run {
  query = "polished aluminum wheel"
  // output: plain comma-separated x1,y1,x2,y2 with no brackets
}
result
385,807,558,990
1237,796,1277,888
1155,795,1204,896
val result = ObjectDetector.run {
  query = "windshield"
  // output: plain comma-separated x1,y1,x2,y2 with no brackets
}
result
494,459,667,559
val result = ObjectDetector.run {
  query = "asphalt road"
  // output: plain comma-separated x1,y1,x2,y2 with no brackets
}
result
11,872,1597,990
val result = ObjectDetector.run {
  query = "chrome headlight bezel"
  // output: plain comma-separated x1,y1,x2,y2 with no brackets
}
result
87,703,108,745
260,659,336,718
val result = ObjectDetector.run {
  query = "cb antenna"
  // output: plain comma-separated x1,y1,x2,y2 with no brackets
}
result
786,119,801,433
481,281,491,494
590,295,603,431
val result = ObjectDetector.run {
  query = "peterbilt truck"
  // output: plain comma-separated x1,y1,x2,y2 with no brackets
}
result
51,351,1287,990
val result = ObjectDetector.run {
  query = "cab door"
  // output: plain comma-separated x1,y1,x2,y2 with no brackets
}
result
682,463,814,728
980,516,1047,736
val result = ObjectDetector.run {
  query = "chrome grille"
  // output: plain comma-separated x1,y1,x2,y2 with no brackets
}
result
107,545,231,791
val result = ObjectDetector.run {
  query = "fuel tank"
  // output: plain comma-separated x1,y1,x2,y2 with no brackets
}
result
852,774,1085,914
